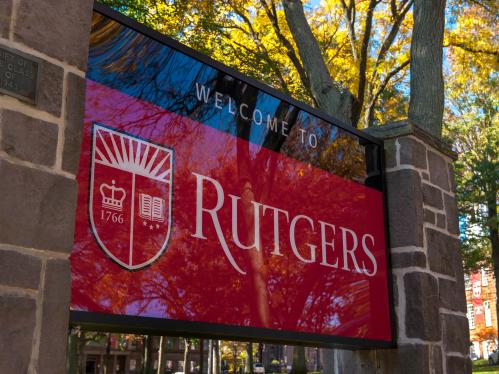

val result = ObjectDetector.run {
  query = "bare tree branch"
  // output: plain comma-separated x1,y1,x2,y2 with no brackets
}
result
375,0,413,68
365,59,410,127
282,0,353,124
227,4,291,93
468,0,495,14
390,0,398,18
326,40,348,65
352,0,379,126
445,41,499,56
259,0,314,100
339,0,358,61
375,59,411,102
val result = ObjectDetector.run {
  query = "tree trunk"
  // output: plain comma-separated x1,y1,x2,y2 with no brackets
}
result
67,330,78,374
208,340,213,374
488,195,499,341
244,343,254,374
183,338,190,374
213,340,221,374
314,347,320,372
200,339,205,374
282,0,353,125
104,333,112,374
232,343,238,374
289,346,307,374
408,0,446,137
77,332,87,374
363,93,376,128
144,336,156,374
158,336,168,374
321,348,334,374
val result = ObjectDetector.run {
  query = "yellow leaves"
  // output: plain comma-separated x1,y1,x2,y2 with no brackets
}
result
445,2,498,101
103,0,412,126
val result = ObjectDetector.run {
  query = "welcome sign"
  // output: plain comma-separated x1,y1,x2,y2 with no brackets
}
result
70,5,394,347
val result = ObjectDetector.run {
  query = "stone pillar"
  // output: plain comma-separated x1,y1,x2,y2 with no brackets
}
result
333,121,471,373
0,1,92,373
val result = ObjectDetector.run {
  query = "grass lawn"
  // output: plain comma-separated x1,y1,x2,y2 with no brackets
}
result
473,359,499,373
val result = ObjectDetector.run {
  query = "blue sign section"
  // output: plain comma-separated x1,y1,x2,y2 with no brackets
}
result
88,12,380,189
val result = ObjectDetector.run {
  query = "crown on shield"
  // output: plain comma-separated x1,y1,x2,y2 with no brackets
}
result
100,180,126,211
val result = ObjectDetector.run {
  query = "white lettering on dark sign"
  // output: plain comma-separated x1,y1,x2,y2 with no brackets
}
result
191,172,378,277
195,83,302,141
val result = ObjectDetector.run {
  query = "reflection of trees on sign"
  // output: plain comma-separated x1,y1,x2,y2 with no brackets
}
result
71,12,389,342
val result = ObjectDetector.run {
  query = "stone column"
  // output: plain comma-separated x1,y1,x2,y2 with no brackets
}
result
333,121,471,373
0,1,92,373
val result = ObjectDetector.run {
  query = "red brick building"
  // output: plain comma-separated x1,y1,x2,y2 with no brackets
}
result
466,268,498,360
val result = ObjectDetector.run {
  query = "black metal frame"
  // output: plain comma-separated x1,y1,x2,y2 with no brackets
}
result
69,1,396,350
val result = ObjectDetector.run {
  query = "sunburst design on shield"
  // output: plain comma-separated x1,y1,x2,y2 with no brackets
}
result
89,124,173,270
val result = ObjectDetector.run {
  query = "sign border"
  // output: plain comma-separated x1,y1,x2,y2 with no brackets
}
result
70,1,396,349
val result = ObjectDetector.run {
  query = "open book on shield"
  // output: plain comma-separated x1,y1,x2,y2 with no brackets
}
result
139,193,165,222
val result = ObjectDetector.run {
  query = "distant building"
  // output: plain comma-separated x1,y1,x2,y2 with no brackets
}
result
465,267,498,360
82,336,208,374
262,345,321,372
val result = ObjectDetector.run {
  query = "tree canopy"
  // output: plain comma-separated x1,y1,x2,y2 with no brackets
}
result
444,0,498,272
100,0,415,128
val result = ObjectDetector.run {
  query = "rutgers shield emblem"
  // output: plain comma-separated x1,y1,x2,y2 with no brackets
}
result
89,124,173,270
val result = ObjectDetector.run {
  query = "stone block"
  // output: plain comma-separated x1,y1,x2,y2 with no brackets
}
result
424,209,435,224
446,355,472,374
62,73,86,174
0,247,42,289
404,272,440,341
427,150,450,191
439,278,466,313
333,350,377,374
0,158,77,252
444,193,459,235
436,213,446,229
0,295,36,373
14,0,93,70
376,344,430,374
448,163,457,193
38,259,71,373
384,139,397,169
422,183,443,209
399,137,427,169
392,251,426,268
430,345,443,374
392,273,399,307
422,172,429,181
37,60,64,117
386,169,424,247
0,0,12,38
451,252,468,313
427,228,459,277
0,110,58,166
443,314,470,355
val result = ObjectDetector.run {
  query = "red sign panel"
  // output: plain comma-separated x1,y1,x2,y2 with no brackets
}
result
70,7,393,347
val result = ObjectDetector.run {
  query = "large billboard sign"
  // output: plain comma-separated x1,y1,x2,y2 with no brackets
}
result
70,5,394,348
